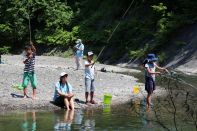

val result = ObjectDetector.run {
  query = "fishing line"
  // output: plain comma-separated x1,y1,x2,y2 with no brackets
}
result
91,0,136,67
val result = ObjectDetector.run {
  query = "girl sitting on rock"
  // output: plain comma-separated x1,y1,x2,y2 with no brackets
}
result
53,72,74,110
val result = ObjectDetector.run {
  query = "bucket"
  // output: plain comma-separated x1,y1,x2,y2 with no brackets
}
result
103,105,111,114
133,86,140,94
103,94,112,105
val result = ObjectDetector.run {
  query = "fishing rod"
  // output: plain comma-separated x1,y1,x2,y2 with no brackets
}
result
91,0,136,68
91,46,106,68
159,71,197,90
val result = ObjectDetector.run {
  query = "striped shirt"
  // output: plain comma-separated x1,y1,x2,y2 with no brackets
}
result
24,53,35,73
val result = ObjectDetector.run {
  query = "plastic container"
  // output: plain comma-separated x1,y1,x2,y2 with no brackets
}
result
133,86,140,94
103,94,112,105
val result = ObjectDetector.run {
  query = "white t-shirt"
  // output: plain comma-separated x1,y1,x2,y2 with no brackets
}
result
84,60,95,80
145,62,156,80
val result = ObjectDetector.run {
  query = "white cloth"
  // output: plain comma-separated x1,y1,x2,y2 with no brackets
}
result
84,60,95,80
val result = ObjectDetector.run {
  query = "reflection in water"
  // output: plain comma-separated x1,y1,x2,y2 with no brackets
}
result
21,111,36,131
131,99,154,130
54,110,74,131
83,109,95,131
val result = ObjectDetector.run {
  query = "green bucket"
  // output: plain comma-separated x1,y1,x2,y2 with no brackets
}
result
103,94,112,105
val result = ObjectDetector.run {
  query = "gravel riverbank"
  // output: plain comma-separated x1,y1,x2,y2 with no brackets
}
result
0,55,166,111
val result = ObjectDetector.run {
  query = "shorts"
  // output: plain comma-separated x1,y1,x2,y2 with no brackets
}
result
145,76,155,94
54,97,65,107
85,78,95,92
22,72,37,89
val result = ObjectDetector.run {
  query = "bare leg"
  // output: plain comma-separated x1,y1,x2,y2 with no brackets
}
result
68,109,74,122
90,91,94,102
146,94,151,109
75,56,80,70
64,110,69,121
90,92,97,104
23,88,27,98
32,111,36,122
64,98,70,110
85,92,89,104
69,98,75,110
32,89,36,100
78,57,82,69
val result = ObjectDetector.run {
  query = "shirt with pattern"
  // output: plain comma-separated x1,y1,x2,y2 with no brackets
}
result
24,53,35,73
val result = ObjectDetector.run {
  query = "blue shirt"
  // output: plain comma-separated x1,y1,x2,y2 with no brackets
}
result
53,82,73,101
75,43,84,57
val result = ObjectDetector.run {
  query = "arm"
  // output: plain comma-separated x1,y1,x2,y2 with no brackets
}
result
23,58,29,64
146,67,161,75
67,84,74,98
154,63,169,72
57,90,70,98
74,44,80,50
30,42,36,53
85,61,95,67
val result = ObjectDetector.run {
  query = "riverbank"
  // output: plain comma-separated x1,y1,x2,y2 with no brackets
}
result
0,55,167,111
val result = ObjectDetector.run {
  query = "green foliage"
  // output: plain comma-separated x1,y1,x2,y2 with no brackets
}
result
44,47,73,58
0,0,197,63
0,0,74,47
0,46,10,54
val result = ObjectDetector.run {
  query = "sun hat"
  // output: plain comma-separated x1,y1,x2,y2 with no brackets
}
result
87,51,94,56
146,54,158,62
76,39,82,44
60,72,68,77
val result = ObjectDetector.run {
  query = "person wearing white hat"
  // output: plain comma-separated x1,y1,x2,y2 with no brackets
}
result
53,72,74,110
73,39,84,70
84,51,97,104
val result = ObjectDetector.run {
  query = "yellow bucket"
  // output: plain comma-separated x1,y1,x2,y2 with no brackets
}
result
133,86,140,94
103,94,112,105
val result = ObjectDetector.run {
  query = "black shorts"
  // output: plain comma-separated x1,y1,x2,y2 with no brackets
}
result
54,97,65,107
145,76,156,94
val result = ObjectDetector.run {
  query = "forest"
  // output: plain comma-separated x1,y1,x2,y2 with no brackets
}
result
0,0,197,63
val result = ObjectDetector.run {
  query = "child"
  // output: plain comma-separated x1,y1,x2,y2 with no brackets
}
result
144,54,168,109
73,39,84,70
84,51,96,104
53,72,74,110
22,41,37,99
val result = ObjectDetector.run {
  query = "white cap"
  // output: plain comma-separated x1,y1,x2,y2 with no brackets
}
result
87,51,94,56
60,72,68,77
76,39,82,44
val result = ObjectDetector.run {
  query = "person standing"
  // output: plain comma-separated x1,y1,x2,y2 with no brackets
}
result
22,41,37,99
144,54,168,109
74,39,84,70
84,51,97,104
